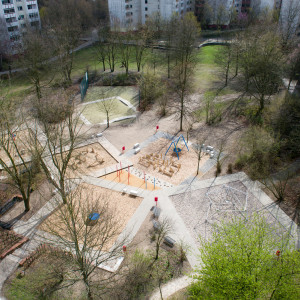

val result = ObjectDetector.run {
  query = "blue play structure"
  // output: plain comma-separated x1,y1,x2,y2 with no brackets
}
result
89,213,100,221
165,134,189,160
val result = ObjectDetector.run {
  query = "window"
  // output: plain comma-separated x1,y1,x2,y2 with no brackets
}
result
29,12,38,18
21,23,26,28
8,25,18,32
6,17,16,23
145,14,148,18
4,8,15,13
17,6,22,10
145,7,148,11
145,0,147,3
27,4,36,9
10,35,20,42
2,0,13,4
18,14,24,20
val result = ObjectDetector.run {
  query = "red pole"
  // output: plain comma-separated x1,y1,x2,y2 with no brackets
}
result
120,161,122,173
128,166,130,184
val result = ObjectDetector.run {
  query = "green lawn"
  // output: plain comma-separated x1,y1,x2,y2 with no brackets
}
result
84,86,139,105
81,98,136,124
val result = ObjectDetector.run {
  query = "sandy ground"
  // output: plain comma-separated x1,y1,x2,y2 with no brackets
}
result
130,138,210,185
0,129,33,167
102,170,158,190
40,183,142,250
65,142,117,178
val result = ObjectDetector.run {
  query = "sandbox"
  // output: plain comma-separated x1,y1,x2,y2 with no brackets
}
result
0,129,34,167
40,183,142,250
65,143,117,178
130,138,210,185
101,170,158,190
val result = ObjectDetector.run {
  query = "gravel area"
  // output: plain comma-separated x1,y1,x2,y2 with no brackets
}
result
170,180,288,245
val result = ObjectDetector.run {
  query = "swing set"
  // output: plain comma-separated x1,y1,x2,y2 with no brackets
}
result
164,134,189,160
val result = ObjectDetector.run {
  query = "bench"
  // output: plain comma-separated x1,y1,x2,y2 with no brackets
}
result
134,147,141,154
164,236,176,248
129,190,138,197
152,219,161,231
133,143,140,149
153,206,161,218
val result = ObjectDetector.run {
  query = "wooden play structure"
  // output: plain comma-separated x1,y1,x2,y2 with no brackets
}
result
138,152,181,177
69,147,104,171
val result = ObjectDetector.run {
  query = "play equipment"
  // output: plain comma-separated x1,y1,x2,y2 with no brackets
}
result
80,71,89,101
165,134,189,160
87,212,100,226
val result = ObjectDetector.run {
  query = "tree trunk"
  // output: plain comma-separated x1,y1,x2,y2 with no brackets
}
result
23,195,30,212
102,59,105,72
197,149,202,175
180,93,184,131
167,54,170,79
107,112,109,128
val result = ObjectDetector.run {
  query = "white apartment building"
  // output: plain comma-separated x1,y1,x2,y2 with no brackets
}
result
108,0,194,28
0,0,40,51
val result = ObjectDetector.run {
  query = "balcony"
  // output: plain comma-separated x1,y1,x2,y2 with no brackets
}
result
4,13,16,19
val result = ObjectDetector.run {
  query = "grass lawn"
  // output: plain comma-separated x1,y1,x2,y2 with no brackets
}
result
81,98,136,124
84,86,139,105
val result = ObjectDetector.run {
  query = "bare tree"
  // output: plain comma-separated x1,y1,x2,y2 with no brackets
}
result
0,17,10,71
172,13,200,131
96,93,117,128
41,184,128,299
134,25,153,72
44,0,83,85
32,90,83,204
19,27,53,100
0,97,36,211
279,0,300,50
153,217,174,261
117,30,134,76
237,27,284,117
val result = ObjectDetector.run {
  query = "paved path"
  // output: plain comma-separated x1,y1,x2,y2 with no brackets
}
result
1,126,298,300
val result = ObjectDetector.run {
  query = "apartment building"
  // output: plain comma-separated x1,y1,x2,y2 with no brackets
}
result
0,0,40,51
108,0,194,28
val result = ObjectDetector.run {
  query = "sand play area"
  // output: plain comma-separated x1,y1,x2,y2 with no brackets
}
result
101,170,157,190
0,129,33,168
40,183,142,250
66,143,117,177
131,138,210,185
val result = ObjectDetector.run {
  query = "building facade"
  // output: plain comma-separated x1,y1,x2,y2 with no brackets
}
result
108,0,194,28
0,0,40,52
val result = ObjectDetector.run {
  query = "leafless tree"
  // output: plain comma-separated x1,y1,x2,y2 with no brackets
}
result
41,184,129,299
43,0,83,85
96,92,117,128
153,217,174,261
0,96,36,211
279,0,300,50
117,29,133,76
19,27,53,100
172,13,200,131
0,17,10,71
31,90,83,204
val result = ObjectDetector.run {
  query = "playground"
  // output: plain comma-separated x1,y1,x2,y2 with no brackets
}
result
131,137,210,185
84,86,139,105
40,183,142,250
102,170,157,190
0,129,33,167
80,99,136,125
64,143,117,177
170,180,289,245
